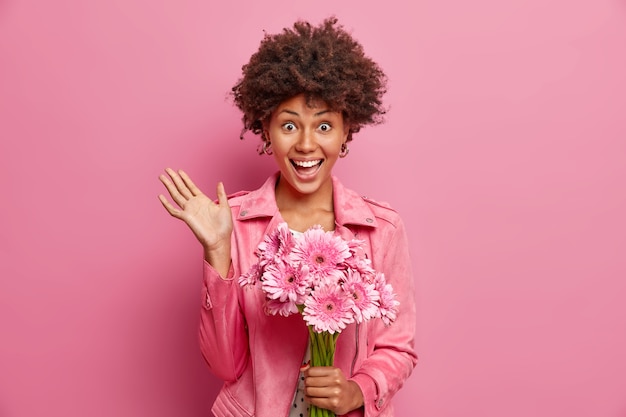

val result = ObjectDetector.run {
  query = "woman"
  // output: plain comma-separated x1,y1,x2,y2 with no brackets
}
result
159,17,417,417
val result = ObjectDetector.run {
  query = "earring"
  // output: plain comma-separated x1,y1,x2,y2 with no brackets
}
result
261,140,273,155
339,143,349,158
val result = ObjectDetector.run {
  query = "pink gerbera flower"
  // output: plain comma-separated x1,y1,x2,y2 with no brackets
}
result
374,272,399,326
303,284,355,333
256,223,294,267
342,269,380,323
261,262,310,304
244,221,399,332
275,222,296,259
291,226,351,279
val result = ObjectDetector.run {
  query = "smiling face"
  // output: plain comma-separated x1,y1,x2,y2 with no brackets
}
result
265,94,349,204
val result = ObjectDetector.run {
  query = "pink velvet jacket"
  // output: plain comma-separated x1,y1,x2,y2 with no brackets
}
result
199,174,418,417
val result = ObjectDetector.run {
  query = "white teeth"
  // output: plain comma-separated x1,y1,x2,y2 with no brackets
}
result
293,160,321,168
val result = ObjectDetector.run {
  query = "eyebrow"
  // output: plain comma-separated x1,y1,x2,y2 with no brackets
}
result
279,109,331,117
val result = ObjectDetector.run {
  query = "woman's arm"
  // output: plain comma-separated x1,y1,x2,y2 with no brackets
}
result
159,168,249,380
198,259,249,381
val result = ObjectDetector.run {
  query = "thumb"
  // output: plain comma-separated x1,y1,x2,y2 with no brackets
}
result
216,182,228,207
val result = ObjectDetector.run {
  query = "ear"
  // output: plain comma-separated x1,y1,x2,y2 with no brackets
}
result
343,124,354,143
343,123,352,143
341,115,353,138
261,120,270,142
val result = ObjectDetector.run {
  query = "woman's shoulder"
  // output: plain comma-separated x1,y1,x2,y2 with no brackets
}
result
334,176,404,228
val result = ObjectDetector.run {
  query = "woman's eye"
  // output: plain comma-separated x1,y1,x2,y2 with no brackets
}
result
319,123,331,132
282,122,296,131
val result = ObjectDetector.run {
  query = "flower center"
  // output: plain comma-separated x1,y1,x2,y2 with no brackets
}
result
325,303,334,311
315,255,325,264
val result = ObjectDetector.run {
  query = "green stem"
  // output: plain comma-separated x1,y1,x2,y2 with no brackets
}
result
307,328,338,417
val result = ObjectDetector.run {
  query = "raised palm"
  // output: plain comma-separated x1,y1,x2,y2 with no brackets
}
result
158,168,233,252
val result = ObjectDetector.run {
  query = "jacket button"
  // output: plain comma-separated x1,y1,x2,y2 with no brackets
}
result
240,210,248,216
366,218,373,223
377,399,383,407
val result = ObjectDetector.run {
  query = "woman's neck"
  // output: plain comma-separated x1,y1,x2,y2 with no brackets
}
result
275,177,335,232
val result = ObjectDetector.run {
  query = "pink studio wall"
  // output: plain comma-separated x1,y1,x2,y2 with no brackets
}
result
1,0,625,416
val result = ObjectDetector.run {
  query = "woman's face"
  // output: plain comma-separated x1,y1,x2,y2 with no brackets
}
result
265,94,349,201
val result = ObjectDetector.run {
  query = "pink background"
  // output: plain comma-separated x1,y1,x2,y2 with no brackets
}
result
1,0,625,416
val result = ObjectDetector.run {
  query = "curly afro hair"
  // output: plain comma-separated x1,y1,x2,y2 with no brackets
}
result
232,17,387,151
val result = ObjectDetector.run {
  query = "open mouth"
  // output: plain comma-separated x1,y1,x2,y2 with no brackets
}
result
291,159,323,176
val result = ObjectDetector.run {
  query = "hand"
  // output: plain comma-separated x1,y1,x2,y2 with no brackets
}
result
158,168,233,274
303,366,364,415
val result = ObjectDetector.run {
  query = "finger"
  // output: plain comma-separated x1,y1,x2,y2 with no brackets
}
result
304,386,336,399
165,168,193,199
305,396,341,415
216,182,228,207
158,194,182,218
304,375,336,388
159,174,187,208
304,387,323,399
305,366,336,377
179,170,203,197
303,396,325,412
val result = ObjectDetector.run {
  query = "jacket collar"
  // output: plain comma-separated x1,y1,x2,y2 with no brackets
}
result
236,172,378,228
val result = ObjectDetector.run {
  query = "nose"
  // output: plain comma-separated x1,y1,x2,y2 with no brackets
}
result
294,128,317,153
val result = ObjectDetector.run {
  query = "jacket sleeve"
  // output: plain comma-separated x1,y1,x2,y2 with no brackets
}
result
198,256,250,382
349,217,418,416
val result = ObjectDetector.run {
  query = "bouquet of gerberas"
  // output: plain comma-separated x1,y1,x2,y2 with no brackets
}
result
238,222,399,417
